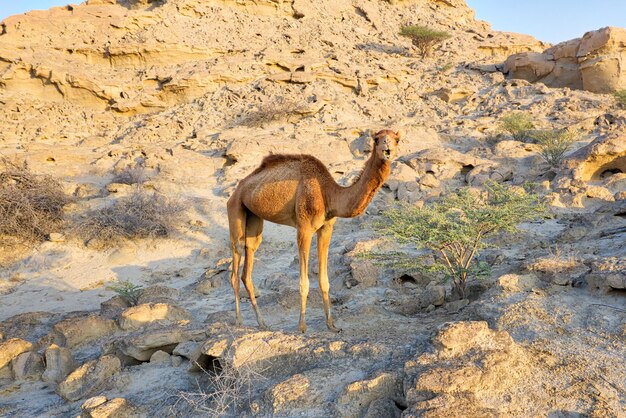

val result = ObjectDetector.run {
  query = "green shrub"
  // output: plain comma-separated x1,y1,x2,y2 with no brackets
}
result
499,112,534,141
372,183,546,298
614,89,626,107
530,128,579,168
107,280,143,306
399,25,451,58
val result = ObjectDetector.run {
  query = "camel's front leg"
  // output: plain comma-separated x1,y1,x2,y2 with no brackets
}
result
317,219,340,333
297,228,313,333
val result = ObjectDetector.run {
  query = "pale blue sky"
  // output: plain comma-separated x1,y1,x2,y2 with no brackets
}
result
466,0,626,43
1,1,625,44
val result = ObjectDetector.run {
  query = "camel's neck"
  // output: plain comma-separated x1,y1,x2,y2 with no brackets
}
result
330,151,390,218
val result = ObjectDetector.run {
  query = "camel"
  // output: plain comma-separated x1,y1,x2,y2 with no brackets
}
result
226,129,401,333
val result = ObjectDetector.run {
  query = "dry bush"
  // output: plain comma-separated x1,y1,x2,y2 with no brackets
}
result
0,158,69,244
175,352,266,417
111,165,148,185
527,247,579,273
237,98,302,128
74,187,183,248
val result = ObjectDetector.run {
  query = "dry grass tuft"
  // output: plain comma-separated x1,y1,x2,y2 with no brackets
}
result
236,99,302,128
74,187,184,248
0,158,69,244
528,247,579,273
175,353,266,417
111,165,149,185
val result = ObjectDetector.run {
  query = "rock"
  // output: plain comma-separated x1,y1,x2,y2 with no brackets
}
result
81,396,108,410
171,355,183,367
406,148,487,181
118,303,192,331
433,87,475,103
116,326,205,361
524,255,590,286
498,274,542,293
136,285,179,304
404,322,540,416
42,344,76,384
419,172,440,188
149,350,171,364
336,371,403,418
196,269,229,294
552,134,626,208
11,351,45,380
81,396,138,418
172,341,204,371
52,314,118,348
444,299,469,313
504,27,626,93
586,258,626,292
0,338,33,370
266,373,311,413
349,259,380,288
586,185,615,201
363,397,402,418
47,232,65,242
420,285,446,307
105,182,132,194
57,355,121,401
465,164,513,186
202,330,316,376
100,295,131,320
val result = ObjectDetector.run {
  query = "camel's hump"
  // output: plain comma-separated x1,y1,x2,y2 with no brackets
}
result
256,153,326,171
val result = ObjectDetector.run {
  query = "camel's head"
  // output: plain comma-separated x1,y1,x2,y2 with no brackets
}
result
373,129,401,162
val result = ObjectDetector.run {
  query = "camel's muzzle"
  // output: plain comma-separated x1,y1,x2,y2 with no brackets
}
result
383,149,391,158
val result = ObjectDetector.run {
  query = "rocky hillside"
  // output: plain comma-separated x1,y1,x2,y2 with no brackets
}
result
1,0,625,417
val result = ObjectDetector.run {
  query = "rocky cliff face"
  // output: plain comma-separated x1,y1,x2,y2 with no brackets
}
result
504,26,626,93
1,1,625,417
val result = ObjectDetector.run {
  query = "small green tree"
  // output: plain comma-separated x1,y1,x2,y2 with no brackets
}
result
399,25,451,58
530,128,579,168
499,112,534,141
614,89,626,107
373,183,546,298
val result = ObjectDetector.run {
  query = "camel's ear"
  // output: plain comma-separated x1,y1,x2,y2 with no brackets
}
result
394,129,404,143
371,130,380,144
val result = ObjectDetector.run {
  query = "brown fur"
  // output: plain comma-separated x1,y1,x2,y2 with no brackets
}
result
226,129,401,333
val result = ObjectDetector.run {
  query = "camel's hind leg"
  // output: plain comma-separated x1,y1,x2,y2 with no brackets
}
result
241,211,267,329
296,227,314,333
227,195,246,326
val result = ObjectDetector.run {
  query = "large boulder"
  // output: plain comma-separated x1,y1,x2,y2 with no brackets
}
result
52,314,118,348
118,303,192,331
42,344,76,384
115,326,205,361
403,321,539,417
0,338,33,370
57,355,122,401
81,396,139,418
11,351,45,380
504,27,626,93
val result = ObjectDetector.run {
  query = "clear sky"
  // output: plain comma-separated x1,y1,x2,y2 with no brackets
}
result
0,0,69,21
1,1,625,45
466,0,626,44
